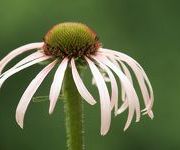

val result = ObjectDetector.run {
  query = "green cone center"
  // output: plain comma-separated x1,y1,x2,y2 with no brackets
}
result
43,22,101,58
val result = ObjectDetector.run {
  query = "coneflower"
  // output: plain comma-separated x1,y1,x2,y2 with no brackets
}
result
0,22,154,150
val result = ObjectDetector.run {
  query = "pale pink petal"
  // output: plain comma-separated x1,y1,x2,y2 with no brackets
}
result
0,42,44,74
119,60,149,110
96,55,140,130
123,61,153,118
16,60,57,128
49,58,68,114
119,61,133,104
105,49,153,117
99,48,154,117
14,51,45,68
107,56,141,122
85,57,111,135
0,51,45,77
119,61,133,83
71,58,96,105
107,57,130,115
92,56,118,113
109,58,133,114
117,100,128,115
103,48,154,107
0,56,51,88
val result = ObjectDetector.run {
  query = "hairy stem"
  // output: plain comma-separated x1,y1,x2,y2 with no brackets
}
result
63,66,84,150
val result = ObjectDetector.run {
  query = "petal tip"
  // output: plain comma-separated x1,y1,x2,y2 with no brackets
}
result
19,123,24,129
49,109,53,115
148,111,154,119
100,131,107,136
123,126,128,131
48,105,54,115
90,100,97,105
135,118,140,122
114,112,118,116
17,120,24,129
16,112,24,129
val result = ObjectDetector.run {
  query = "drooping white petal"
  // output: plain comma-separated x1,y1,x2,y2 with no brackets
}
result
122,61,154,118
99,48,154,118
108,58,125,115
85,57,111,135
0,42,44,74
92,56,118,113
71,58,96,105
119,61,133,83
117,100,128,115
96,55,140,130
0,56,51,88
49,58,68,114
108,57,133,114
13,50,45,68
0,51,45,77
118,60,151,113
16,60,57,128
119,61,133,104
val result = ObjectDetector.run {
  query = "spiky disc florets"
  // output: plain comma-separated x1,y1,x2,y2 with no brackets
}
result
43,22,101,58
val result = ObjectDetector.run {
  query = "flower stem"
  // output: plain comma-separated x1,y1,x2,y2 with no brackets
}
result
63,66,84,150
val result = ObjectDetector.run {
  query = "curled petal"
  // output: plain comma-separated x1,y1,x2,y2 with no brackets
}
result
92,56,118,113
0,42,44,74
118,60,152,117
119,61,133,103
100,48,154,118
96,55,140,130
49,58,68,114
71,58,96,105
85,57,111,135
16,60,57,128
109,57,133,114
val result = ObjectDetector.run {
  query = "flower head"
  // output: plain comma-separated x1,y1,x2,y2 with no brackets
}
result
0,22,154,135
43,22,100,59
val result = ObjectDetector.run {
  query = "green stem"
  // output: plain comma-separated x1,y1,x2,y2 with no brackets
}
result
63,67,84,150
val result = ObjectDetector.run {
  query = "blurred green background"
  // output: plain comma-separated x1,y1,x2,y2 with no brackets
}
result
0,0,180,150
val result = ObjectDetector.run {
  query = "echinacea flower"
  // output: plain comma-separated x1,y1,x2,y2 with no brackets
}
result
0,22,154,136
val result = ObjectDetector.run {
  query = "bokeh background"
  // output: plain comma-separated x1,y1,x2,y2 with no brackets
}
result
0,0,180,150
